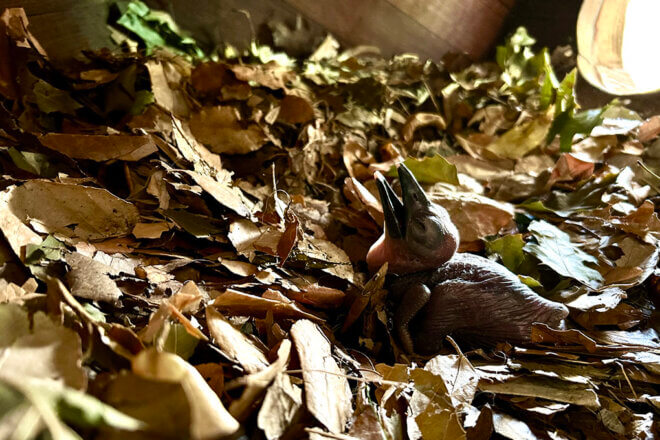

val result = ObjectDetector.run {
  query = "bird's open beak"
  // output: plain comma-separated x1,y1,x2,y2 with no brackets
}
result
374,164,432,239
375,171,404,239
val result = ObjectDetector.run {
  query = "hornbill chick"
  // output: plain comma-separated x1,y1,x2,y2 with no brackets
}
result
367,164,569,354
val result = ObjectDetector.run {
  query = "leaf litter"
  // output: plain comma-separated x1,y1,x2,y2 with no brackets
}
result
0,5,658,439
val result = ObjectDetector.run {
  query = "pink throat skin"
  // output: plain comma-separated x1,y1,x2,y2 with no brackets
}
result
366,232,457,275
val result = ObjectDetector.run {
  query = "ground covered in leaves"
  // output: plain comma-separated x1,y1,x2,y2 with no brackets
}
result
0,3,659,439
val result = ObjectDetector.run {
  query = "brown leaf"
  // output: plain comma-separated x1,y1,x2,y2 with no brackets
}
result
429,185,515,242
191,61,251,100
531,323,599,352
0,304,86,389
183,170,255,218
277,95,315,124
478,375,600,407
290,320,353,433
277,216,299,265
342,263,387,332
286,284,346,309
343,141,376,180
40,133,158,161
65,252,122,304
547,153,595,188
6,180,139,241
344,177,384,226
638,115,660,142
230,62,295,90
189,106,266,155
132,222,170,239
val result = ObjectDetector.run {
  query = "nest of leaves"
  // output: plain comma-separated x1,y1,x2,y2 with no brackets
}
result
0,3,658,439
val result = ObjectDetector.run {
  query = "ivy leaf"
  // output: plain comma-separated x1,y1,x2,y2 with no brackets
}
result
524,220,604,289
548,108,606,153
114,0,205,59
486,234,525,273
387,155,459,185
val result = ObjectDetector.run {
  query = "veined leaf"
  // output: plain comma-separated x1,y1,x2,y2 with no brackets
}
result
524,220,604,289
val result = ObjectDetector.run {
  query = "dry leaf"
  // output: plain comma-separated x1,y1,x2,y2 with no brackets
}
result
40,133,158,161
189,106,266,155
7,180,139,241
205,306,268,374
132,348,240,439
290,320,353,433
65,252,123,304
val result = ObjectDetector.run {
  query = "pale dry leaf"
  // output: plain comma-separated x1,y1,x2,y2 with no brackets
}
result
429,185,515,242
7,180,139,241
205,306,268,374
492,410,540,440
228,339,292,421
290,319,353,434
478,376,600,407
146,59,190,118
0,304,85,390
183,170,255,218
424,353,480,412
132,348,240,440
257,371,303,440
408,368,466,440
0,188,42,261
40,133,158,162
65,252,122,304
212,289,321,322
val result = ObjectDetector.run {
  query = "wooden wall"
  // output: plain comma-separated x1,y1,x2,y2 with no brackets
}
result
2,0,514,62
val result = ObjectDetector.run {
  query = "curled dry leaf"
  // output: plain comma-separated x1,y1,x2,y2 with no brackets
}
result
132,348,240,440
6,180,139,241
402,112,447,142
189,105,266,155
290,320,353,434
486,111,553,159
40,133,158,161
212,289,322,322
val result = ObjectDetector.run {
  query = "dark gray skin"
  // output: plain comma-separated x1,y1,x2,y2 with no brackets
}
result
366,164,569,354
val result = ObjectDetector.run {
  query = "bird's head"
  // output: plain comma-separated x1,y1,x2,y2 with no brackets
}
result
366,164,459,275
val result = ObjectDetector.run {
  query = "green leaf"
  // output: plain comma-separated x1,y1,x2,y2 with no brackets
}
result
486,234,525,272
8,147,58,177
486,110,553,159
129,90,155,115
163,323,200,360
553,108,606,153
518,274,542,288
164,210,224,238
25,235,66,265
32,80,82,115
387,155,459,185
1,377,145,435
114,0,205,59
555,69,576,113
524,220,604,289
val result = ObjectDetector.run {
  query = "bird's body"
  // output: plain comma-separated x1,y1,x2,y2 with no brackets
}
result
388,253,568,354
367,165,569,354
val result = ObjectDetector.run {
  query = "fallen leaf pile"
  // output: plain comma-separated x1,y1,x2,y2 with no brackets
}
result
0,4,658,439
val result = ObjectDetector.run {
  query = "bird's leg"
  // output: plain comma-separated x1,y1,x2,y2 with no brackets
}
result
393,282,431,353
